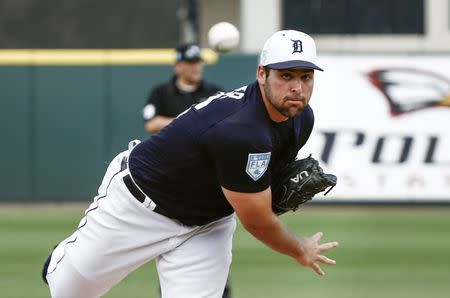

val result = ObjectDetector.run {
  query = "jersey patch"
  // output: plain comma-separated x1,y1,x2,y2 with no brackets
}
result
246,152,271,181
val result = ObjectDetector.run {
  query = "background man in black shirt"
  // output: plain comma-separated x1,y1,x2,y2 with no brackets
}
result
143,43,222,133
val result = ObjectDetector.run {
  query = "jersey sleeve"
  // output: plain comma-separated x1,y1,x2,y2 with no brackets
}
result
201,125,272,193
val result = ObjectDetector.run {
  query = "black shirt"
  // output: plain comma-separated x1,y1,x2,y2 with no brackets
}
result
143,75,222,120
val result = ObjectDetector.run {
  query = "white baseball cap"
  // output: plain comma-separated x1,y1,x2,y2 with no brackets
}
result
260,30,323,71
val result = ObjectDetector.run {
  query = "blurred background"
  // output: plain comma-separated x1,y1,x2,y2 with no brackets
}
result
0,0,449,297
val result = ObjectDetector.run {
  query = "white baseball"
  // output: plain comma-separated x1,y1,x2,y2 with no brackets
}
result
207,22,240,53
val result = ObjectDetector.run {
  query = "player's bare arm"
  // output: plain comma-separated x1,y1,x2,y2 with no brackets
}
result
222,186,338,276
145,115,174,133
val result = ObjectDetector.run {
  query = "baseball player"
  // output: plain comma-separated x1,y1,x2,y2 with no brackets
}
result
143,43,222,134
42,30,339,298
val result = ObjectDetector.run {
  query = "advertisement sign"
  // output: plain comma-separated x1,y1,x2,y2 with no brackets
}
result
303,55,450,201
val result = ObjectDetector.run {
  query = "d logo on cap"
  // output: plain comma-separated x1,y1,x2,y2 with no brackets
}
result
291,40,303,54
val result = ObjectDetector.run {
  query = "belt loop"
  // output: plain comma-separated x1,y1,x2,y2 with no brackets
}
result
120,156,128,171
128,139,141,153
142,198,157,210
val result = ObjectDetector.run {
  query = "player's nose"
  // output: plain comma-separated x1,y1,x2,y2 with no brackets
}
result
290,80,303,94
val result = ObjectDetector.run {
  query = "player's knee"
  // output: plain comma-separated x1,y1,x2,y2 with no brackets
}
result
46,258,106,298
41,252,52,284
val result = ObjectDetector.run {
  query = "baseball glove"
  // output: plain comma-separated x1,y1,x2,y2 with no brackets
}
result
271,155,337,215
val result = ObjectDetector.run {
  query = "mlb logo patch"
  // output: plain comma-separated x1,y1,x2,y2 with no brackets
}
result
246,152,271,181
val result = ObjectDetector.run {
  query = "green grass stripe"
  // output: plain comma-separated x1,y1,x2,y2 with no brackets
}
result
1,205,449,298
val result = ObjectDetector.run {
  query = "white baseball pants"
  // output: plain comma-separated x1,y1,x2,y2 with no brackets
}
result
45,142,236,298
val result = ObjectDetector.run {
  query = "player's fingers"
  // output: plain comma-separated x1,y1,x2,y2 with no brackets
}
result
319,241,339,252
316,254,336,265
311,263,325,276
312,232,323,242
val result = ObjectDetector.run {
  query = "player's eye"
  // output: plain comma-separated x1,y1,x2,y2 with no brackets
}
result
301,73,312,81
281,73,292,80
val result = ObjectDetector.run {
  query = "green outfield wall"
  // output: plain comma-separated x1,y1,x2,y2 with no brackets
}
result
0,50,258,202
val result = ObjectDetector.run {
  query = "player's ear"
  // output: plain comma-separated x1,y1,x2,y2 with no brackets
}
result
257,65,267,84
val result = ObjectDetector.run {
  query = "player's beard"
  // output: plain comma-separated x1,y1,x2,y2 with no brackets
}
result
263,79,307,118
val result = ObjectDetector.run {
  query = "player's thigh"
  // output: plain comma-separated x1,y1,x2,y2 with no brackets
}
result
46,255,112,298
156,215,236,298
45,171,171,296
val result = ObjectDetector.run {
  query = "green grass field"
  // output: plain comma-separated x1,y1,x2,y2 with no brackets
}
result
1,204,450,298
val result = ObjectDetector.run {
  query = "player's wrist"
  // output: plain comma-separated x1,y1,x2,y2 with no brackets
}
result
293,237,307,260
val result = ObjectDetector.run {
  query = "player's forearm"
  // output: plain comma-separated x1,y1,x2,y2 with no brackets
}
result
145,116,174,133
242,214,303,259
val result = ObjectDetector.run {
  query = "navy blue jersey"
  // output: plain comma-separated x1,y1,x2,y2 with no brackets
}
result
129,81,314,225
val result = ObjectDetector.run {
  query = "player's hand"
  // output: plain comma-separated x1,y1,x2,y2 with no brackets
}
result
295,232,339,276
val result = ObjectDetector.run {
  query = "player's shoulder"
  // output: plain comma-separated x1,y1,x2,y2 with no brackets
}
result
302,104,314,119
293,104,314,125
194,84,249,111
199,83,272,147
150,77,176,93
